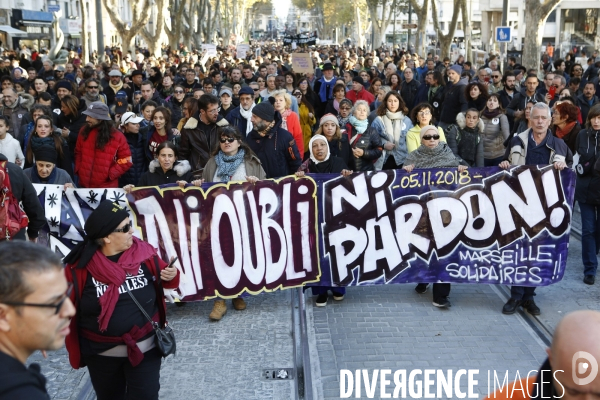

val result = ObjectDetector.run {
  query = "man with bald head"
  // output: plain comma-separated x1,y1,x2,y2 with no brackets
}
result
485,310,600,399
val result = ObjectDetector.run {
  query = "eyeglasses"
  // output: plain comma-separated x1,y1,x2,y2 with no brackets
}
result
220,137,235,143
2,283,73,315
492,75,501,78
113,220,132,233
422,134,440,140
418,110,431,116
87,86,99,89
294,93,302,97
174,90,184,94
339,107,352,111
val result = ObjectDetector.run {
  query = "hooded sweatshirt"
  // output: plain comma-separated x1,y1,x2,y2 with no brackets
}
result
0,133,25,166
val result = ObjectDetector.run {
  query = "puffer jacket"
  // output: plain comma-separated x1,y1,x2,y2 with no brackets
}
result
445,113,485,167
138,159,193,186
119,130,148,186
344,123,383,172
575,128,600,205
479,112,510,160
75,127,132,188
55,100,88,159
246,112,301,178
179,114,229,173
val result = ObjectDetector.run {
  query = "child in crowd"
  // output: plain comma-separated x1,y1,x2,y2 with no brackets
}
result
0,116,24,167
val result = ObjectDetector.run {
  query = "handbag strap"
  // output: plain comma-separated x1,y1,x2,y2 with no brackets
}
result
125,284,156,326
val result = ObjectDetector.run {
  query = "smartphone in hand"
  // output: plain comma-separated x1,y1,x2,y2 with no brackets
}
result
549,85,556,100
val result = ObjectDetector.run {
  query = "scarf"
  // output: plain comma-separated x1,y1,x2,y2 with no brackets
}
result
333,99,340,112
381,111,404,143
281,109,291,131
215,148,246,181
109,80,124,93
338,115,350,127
240,105,254,134
309,135,330,164
30,163,57,184
30,135,56,154
404,142,460,169
349,115,368,134
318,76,336,102
84,92,100,103
555,121,576,139
85,238,157,332
482,108,501,119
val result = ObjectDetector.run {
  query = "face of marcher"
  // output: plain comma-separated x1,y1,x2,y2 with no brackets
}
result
36,161,55,178
531,107,551,135
219,135,240,156
311,139,328,161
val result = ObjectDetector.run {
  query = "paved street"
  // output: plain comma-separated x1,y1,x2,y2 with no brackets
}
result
29,232,600,399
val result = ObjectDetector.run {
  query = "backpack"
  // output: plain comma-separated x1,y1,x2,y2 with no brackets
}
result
0,161,29,240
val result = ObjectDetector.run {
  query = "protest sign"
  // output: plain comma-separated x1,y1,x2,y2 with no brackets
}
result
236,44,250,59
35,166,575,301
201,44,217,56
291,53,313,74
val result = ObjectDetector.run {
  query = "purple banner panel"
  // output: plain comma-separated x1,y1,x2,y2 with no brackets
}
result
33,165,575,302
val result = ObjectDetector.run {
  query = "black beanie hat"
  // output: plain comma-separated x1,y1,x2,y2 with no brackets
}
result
352,75,364,85
33,145,57,164
55,80,73,92
252,101,275,123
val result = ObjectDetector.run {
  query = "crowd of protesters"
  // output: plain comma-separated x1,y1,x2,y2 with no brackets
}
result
0,43,599,318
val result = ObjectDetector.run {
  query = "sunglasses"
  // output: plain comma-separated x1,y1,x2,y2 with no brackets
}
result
492,75,501,78
253,88,259,92
220,137,236,143
113,220,132,233
174,90,184,94
423,134,440,141
1,283,73,315
87,86,99,89
294,93,302,97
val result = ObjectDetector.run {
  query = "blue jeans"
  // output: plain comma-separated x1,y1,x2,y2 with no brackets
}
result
580,203,600,277
510,286,536,301
312,286,346,296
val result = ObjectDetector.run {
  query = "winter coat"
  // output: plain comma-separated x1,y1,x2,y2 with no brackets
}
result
138,159,193,187
370,114,413,169
400,79,421,112
444,114,485,167
119,130,149,187
0,99,32,136
551,122,581,154
506,92,546,118
313,77,339,119
0,133,24,165
298,103,316,154
504,129,572,167
179,114,229,174
75,127,132,188
345,123,383,172
281,110,304,155
575,129,600,205
439,77,469,124
225,106,251,138
346,88,375,105
202,153,267,183
245,112,302,178
467,96,488,111
165,96,184,128
0,154,46,239
480,113,510,160
577,94,599,125
327,134,353,170
23,167,74,186
55,100,88,159
144,127,177,162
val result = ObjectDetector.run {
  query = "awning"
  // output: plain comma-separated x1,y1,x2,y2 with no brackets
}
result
0,25,27,36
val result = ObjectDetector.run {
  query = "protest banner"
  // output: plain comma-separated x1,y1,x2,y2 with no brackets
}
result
236,44,250,59
291,53,314,74
201,44,217,56
35,166,575,301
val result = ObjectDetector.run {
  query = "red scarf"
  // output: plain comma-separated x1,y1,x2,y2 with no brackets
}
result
86,238,157,331
555,121,576,139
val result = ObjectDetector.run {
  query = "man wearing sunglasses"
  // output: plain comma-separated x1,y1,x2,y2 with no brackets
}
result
0,241,76,399
488,71,504,94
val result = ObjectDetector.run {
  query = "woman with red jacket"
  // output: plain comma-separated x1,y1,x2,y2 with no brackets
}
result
75,101,132,188
63,200,180,400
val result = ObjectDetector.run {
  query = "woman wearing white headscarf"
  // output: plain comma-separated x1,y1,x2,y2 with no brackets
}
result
296,135,352,306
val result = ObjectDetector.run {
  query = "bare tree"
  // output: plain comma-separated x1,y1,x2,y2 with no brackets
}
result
79,0,89,63
431,0,460,58
366,0,397,48
141,0,166,56
522,0,562,71
165,0,188,49
102,0,152,55
409,0,430,57
459,0,471,63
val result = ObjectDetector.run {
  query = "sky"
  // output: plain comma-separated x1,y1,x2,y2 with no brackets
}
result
273,0,291,19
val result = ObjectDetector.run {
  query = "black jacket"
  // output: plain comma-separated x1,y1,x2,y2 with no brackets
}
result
328,134,353,171
137,159,193,187
246,112,302,178
439,78,468,124
179,115,229,173
575,129,600,205
0,351,49,400
344,123,383,172
506,91,546,118
165,97,184,127
119,130,149,186
577,94,600,124
400,79,420,113
55,100,88,159
0,154,46,239
225,106,251,138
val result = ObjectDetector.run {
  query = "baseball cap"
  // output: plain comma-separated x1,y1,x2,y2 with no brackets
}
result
120,111,143,126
